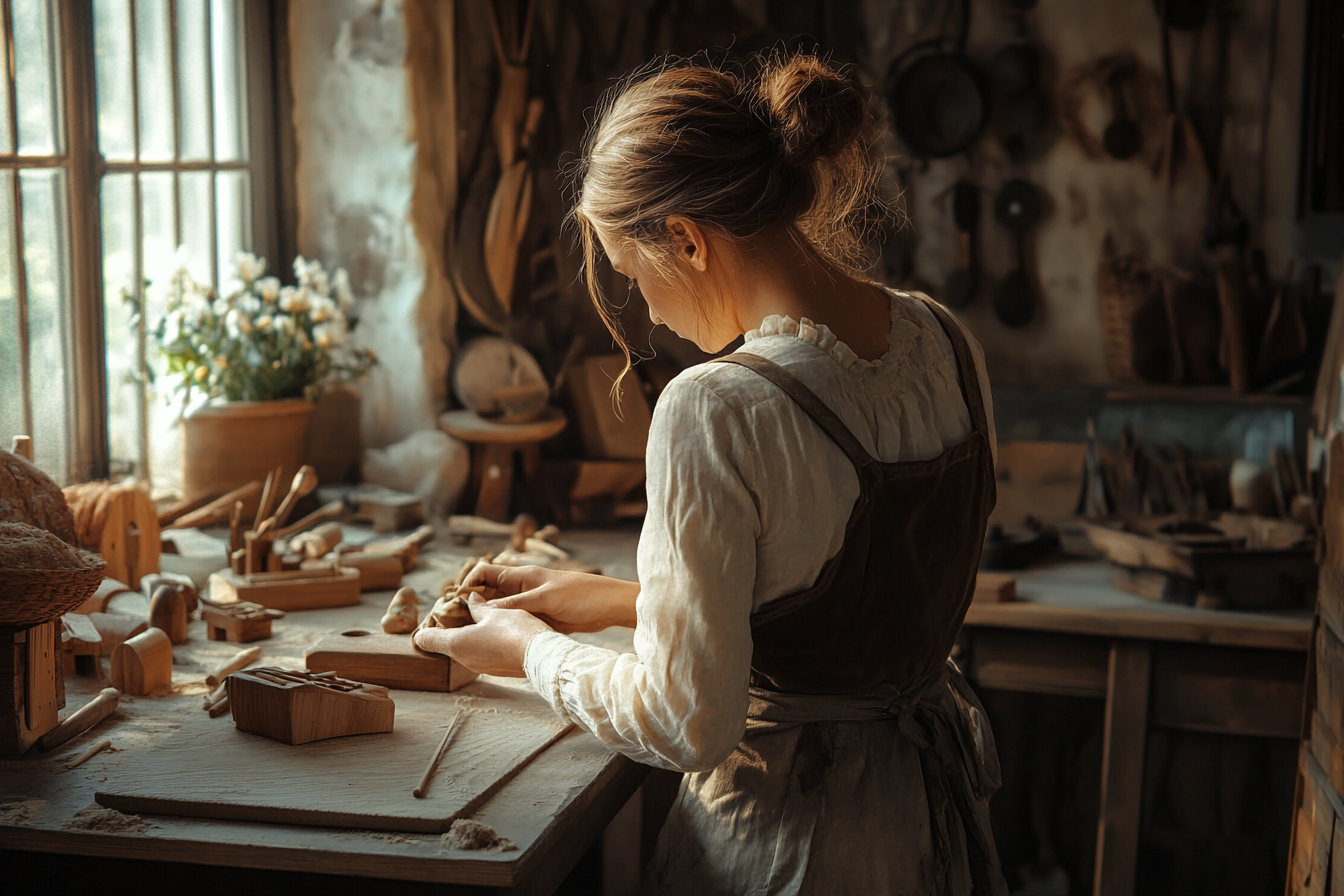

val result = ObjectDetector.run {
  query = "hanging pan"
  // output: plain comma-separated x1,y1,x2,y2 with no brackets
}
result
885,39,987,159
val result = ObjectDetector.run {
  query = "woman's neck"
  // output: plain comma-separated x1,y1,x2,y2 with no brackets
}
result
716,230,891,362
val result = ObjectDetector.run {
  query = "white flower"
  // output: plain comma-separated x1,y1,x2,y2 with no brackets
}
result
314,319,347,348
224,308,253,339
332,268,354,313
309,294,337,323
279,287,311,314
235,252,266,283
221,278,246,303
274,314,296,336
255,314,273,332
255,277,280,303
293,256,330,296
163,309,186,344
239,294,263,315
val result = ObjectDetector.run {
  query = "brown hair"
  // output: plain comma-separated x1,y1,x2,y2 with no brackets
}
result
569,51,889,397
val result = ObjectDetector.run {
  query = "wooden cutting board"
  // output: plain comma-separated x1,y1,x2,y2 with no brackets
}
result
95,679,572,833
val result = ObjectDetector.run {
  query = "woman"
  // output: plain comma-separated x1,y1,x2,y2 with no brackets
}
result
414,52,1008,895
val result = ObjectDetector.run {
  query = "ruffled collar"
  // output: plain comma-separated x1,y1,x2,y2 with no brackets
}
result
742,286,901,374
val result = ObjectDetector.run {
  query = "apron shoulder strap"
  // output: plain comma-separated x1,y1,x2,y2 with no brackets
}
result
916,296,992,439
712,353,876,469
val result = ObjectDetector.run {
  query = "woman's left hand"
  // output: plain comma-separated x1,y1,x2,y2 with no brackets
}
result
412,593,553,678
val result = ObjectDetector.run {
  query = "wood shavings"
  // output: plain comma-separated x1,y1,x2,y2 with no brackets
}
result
62,804,149,833
441,818,516,853
0,799,46,825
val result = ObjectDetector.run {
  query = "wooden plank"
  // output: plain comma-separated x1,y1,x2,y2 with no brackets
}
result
974,572,1017,603
1312,711,1344,809
1319,622,1344,746
207,568,361,611
1294,749,1341,896
963,600,1311,652
24,621,60,735
96,681,572,834
1093,640,1150,896
305,630,478,692
968,629,1109,698
1148,644,1305,738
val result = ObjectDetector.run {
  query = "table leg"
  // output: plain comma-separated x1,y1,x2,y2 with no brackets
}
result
1093,640,1151,896
475,443,517,522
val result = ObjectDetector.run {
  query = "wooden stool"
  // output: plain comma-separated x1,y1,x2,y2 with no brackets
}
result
439,408,567,522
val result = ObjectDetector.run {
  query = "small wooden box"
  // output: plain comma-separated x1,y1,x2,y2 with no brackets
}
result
305,630,477,692
0,621,65,755
229,668,395,745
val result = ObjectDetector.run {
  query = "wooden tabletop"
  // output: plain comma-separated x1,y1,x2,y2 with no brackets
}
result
965,560,1313,652
0,529,646,893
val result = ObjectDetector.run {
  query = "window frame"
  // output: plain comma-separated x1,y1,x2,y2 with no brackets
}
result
2,0,291,485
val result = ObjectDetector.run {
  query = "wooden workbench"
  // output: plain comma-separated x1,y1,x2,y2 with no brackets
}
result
962,561,1312,896
0,528,648,895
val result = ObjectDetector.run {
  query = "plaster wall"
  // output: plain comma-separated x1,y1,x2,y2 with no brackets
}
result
289,0,444,447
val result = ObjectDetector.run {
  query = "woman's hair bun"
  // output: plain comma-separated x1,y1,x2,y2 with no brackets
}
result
755,53,868,168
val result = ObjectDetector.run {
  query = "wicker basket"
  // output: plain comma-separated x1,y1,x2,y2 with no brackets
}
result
1097,254,1170,384
0,551,107,627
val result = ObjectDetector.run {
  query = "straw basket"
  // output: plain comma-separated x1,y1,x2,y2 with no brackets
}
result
0,551,106,627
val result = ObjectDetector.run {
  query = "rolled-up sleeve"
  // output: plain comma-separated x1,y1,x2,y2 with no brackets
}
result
523,375,759,772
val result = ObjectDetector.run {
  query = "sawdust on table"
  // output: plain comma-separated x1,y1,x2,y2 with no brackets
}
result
62,804,150,833
0,799,46,824
441,819,516,853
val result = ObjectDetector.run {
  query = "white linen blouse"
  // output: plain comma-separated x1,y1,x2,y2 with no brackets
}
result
523,288,997,772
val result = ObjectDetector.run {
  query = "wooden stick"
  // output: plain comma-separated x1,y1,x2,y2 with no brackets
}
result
229,501,244,554
157,492,215,527
203,681,229,709
413,711,465,799
206,646,263,688
164,481,262,530
269,465,319,530
36,687,120,752
254,467,279,531
64,738,111,771
207,694,231,718
273,500,346,540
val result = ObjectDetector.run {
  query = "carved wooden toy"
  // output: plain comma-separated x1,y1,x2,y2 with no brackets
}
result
381,587,420,634
305,630,477,692
149,585,189,644
201,600,284,643
110,627,173,696
88,613,148,652
207,563,361,611
60,612,102,675
228,667,395,745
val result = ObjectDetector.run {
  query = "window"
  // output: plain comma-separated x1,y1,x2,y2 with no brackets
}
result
0,0,283,488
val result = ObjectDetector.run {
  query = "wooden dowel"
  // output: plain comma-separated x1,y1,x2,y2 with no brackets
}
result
208,694,231,718
254,469,277,531
203,681,228,709
164,481,262,530
64,738,111,771
413,711,465,799
206,646,262,688
273,501,346,540
36,687,120,752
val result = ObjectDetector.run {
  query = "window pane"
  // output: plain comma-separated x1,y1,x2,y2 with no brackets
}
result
0,10,13,155
134,0,174,161
215,169,248,281
175,0,211,161
13,0,63,156
179,170,213,281
210,0,245,162
93,0,136,161
101,173,142,477
0,173,22,441
139,170,177,312
20,168,72,481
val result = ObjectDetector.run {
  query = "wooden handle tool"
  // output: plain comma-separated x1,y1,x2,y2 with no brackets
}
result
273,500,346,541
269,465,319,530
36,687,120,752
413,710,465,799
206,646,263,688
164,481,262,530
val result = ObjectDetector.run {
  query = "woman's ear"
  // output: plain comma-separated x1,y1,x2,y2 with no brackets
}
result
665,216,709,272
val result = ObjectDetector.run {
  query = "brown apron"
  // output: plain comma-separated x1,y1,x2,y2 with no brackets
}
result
710,298,1007,894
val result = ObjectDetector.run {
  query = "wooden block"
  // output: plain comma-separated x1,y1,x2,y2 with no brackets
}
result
310,552,402,592
149,587,189,644
88,613,149,652
97,486,162,589
0,622,62,755
228,668,395,745
140,572,200,614
110,628,173,696
973,572,1016,602
305,630,478,692
60,613,102,676
288,521,343,559
565,355,652,459
348,486,425,533
76,577,133,616
207,567,361,611
201,601,282,643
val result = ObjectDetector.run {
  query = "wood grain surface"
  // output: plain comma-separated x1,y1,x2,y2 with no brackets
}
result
95,680,572,833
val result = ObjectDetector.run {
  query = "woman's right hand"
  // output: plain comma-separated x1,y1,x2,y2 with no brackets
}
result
463,564,640,634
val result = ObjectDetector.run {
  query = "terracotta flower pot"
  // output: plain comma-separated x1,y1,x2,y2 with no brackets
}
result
181,400,314,518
